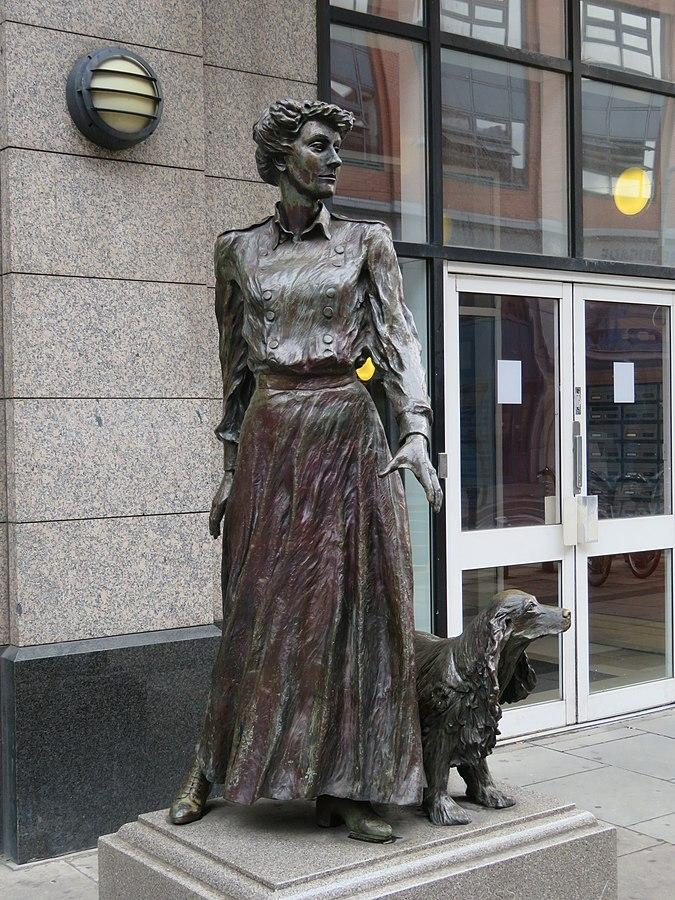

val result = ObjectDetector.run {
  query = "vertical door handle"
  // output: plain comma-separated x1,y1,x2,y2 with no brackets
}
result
573,421,583,494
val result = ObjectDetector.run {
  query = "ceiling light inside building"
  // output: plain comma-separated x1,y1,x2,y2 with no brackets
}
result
613,166,652,216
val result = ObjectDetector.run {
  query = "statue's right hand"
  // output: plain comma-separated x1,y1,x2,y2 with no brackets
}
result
209,472,234,539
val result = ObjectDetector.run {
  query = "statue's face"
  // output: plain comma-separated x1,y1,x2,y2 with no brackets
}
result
281,119,343,200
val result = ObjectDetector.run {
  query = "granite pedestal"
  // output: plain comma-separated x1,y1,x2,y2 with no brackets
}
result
98,785,617,899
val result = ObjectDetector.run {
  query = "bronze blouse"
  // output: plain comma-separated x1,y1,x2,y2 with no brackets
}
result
214,202,433,470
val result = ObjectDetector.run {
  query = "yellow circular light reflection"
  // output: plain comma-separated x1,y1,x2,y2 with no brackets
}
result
614,166,652,216
356,357,375,382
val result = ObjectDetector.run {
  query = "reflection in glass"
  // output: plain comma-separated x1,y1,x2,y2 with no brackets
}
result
463,562,562,704
582,80,674,267
442,50,567,255
585,300,671,519
441,0,566,57
332,0,425,25
330,24,427,242
400,260,432,632
581,0,673,80
588,549,672,692
460,293,559,530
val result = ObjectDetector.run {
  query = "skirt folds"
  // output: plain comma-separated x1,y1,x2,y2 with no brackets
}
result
197,373,425,805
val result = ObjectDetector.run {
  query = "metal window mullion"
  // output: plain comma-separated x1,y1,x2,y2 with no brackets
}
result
428,0,444,248
328,5,429,41
569,0,584,261
439,31,572,73
579,63,675,98
317,0,332,101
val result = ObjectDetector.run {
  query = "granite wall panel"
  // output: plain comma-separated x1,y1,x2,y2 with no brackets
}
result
205,67,316,181
206,176,277,285
0,22,205,171
8,513,220,645
0,149,207,282
5,398,222,522
203,0,317,83
1,0,203,55
2,275,219,399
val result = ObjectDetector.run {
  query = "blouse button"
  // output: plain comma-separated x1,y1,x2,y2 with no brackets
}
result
268,338,279,349
265,310,276,321
334,245,345,254
263,290,272,300
323,306,334,319
326,288,337,298
323,334,333,345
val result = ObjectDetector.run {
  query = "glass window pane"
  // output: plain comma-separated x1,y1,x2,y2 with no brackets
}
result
463,562,563,705
581,1,673,80
330,24,427,241
441,0,566,57
582,80,674,267
400,260,432,632
460,293,560,530
588,548,672,692
331,0,425,25
442,50,568,255
586,300,671,519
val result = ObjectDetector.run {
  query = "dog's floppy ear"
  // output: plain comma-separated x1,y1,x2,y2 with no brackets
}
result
500,652,537,704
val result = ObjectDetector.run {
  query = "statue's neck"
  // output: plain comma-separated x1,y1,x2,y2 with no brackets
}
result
277,182,320,240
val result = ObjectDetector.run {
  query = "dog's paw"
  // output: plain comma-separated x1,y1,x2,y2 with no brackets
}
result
468,786,515,809
424,793,472,826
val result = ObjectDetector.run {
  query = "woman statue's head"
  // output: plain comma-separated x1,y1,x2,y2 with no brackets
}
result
253,99,354,201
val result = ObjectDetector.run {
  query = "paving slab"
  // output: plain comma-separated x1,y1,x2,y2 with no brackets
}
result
520,766,675,827
629,812,675,845
65,849,99,883
609,825,662,857
0,858,98,899
534,725,637,752
567,732,675,782
617,842,675,900
628,714,675,739
487,743,604,786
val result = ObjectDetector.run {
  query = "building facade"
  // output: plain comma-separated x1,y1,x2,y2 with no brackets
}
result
0,0,673,863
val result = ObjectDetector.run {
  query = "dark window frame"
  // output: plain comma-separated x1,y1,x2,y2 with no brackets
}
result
316,0,675,636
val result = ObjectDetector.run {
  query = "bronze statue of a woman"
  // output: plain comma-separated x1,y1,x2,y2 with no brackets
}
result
170,99,443,843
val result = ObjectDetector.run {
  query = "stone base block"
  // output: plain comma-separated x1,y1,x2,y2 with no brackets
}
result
98,786,617,899
1,624,220,862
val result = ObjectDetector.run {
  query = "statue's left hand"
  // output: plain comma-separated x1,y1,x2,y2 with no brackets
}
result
378,434,444,513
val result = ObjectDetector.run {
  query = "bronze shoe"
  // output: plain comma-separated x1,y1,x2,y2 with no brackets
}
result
169,758,212,825
316,794,393,843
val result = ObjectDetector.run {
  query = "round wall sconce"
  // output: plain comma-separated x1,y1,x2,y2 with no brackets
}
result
66,47,163,150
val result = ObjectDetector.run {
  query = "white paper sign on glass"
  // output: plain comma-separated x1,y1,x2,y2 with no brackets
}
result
497,359,522,405
613,361,635,404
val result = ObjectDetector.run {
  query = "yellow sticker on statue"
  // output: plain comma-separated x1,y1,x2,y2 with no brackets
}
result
356,357,375,381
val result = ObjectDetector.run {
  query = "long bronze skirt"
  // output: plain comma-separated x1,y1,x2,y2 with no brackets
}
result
196,371,425,805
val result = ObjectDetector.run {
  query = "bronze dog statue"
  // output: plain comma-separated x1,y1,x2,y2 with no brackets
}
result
415,589,571,825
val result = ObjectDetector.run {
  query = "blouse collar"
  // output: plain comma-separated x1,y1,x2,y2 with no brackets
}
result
272,201,332,249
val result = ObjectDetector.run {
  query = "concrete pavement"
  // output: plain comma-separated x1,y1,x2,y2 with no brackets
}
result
2,706,675,898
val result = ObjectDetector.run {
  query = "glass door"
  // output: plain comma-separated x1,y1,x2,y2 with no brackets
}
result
444,269,675,737
574,284,675,721
444,273,576,737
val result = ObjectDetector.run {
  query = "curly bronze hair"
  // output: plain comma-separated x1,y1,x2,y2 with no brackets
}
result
252,99,354,186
